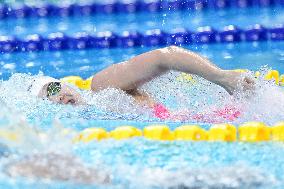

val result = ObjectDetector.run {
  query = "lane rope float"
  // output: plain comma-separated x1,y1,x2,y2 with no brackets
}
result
1,122,283,143
73,121,284,142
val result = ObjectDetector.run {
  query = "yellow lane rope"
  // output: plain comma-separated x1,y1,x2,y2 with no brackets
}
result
74,122,284,142
1,122,284,143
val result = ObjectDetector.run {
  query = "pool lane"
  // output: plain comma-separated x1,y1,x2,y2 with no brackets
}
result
0,41,283,80
0,6,282,37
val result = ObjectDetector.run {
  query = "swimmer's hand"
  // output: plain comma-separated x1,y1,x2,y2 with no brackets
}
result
218,70,255,95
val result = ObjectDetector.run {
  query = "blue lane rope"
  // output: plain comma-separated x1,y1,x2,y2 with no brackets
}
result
0,24,283,53
0,0,283,19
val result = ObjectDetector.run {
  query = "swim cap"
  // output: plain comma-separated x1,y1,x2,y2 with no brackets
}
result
28,76,59,97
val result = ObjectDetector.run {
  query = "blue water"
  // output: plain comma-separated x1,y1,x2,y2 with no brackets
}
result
0,6,282,37
0,4,284,189
0,41,283,80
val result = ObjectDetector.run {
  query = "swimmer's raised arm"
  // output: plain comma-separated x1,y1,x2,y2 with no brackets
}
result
91,46,254,95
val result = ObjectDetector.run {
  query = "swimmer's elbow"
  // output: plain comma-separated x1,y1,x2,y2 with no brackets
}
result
155,46,186,69
157,46,187,61
158,46,185,54
152,46,176,62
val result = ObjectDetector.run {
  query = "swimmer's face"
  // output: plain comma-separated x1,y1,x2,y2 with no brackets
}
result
38,82,85,105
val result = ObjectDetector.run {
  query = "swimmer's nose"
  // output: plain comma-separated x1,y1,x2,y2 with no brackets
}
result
60,95,76,105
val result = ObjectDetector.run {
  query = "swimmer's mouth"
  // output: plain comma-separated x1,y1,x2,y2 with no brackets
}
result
68,99,76,105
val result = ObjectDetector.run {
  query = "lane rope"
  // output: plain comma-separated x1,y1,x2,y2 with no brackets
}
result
0,0,281,19
1,122,283,143
74,121,284,142
0,24,283,53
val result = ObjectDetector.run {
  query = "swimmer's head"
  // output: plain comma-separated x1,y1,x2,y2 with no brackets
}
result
28,76,85,105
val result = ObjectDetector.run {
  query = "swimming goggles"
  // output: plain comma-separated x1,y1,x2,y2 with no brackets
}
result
47,82,61,97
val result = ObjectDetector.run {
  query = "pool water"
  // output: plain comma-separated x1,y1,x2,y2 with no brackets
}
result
1,41,284,80
0,2,284,189
0,6,283,37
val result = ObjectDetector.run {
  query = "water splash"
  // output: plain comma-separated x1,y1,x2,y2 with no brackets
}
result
142,69,284,124
0,99,110,187
1,71,284,125
125,164,277,189
0,72,283,188
0,73,153,124
0,101,75,154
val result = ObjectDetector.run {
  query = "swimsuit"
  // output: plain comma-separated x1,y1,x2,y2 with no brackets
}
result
153,103,170,119
153,103,241,122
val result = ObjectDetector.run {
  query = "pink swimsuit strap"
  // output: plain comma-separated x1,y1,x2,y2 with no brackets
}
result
213,105,241,121
153,103,241,122
153,103,170,119
191,105,241,123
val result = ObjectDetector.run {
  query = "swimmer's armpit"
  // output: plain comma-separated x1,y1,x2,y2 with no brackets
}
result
4,153,111,185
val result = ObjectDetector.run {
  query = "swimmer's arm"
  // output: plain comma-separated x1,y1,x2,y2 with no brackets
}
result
91,46,252,94
91,47,164,92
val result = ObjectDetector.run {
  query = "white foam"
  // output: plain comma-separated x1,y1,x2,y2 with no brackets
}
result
121,164,277,189
1,71,284,124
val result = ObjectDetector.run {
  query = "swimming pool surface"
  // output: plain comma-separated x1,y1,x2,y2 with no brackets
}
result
0,6,283,37
0,42,283,80
0,2,284,189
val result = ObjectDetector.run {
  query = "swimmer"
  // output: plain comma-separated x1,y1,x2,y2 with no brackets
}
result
4,152,110,185
29,46,254,119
